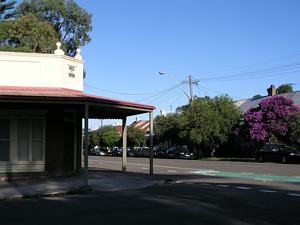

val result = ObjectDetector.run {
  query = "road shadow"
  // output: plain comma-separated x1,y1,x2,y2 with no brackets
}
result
0,175,299,225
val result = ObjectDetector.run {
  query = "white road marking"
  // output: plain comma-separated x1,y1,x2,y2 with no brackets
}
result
216,184,230,187
190,169,219,175
141,167,148,170
259,190,277,193
236,186,252,190
167,170,177,173
175,181,183,184
254,178,273,182
241,172,254,175
287,193,300,197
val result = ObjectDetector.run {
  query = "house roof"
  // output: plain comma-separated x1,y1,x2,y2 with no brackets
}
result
0,86,155,119
240,91,300,113
130,120,150,133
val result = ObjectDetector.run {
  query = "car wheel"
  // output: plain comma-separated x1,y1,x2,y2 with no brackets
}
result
258,155,264,162
281,156,287,163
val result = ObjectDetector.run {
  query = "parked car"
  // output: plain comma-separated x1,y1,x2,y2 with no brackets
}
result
95,149,107,156
89,147,107,156
112,147,122,156
112,147,136,157
127,148,135,157
166,147,177,158
178,149,194,159
166,146,194,159
155,147,168,158
133,147,150,157
256,143,300,163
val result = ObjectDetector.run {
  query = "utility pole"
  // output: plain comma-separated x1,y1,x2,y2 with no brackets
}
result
159,71,198,103
188,75,193,103
184,75,199,103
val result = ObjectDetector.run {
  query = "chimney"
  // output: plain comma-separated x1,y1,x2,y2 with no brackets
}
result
267,84,276,96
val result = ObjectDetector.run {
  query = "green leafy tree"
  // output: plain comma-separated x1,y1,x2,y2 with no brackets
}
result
97,126,120,148
88,130,100,148
127,126,145,147
0,14,57,53
14,0,92,56
180,96,241,157
0,0,16,19
154,114,181,147
289,112,300,146
277,83,294,94
252,94,262,99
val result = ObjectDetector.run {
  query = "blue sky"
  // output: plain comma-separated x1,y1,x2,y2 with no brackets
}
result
76,0,300,127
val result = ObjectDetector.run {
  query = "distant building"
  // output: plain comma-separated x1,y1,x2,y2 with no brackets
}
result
115,125,123,136
130,120,150,133
114,119,150,136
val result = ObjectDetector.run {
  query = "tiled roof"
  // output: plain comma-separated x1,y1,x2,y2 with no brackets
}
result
0,86,155,110
131,120,150,133
240,91,300,113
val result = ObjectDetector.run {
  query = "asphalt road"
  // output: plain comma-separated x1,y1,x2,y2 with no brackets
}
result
89,156,300,191
0,157,299,225
0,181,299,225
89,156,300,176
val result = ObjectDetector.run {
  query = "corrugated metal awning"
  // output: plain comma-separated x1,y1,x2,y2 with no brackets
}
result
0,86,155,118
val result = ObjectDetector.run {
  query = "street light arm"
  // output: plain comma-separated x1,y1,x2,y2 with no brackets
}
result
159,71,191,101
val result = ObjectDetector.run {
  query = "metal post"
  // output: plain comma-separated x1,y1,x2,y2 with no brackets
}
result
122,117,127,171
149,111,154,175
84,104,89,187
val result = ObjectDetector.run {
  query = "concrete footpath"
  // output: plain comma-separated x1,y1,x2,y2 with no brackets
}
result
0,170,162,200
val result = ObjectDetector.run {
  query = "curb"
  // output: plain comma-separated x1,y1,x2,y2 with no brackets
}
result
0,179,163,201
0,188,91,201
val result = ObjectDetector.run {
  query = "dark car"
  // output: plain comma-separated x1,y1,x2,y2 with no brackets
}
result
178,149,194,159
166,147,194,159
112,147,122,156
166,147,177,158
127,148,135,157
256,143,300,163
155,147,168,158
112,147,135,157
89,147,107,156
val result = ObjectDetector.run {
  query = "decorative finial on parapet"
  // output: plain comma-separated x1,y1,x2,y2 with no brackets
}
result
75,48,83,60
54,42,64,55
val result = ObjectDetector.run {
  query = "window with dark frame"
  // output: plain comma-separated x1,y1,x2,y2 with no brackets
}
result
17,118,44,162
0,118,10,161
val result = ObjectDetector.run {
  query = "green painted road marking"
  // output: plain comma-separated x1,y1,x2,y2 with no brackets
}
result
191,169,300,183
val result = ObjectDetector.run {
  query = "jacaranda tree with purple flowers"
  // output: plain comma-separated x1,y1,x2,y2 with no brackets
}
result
239,96,299,143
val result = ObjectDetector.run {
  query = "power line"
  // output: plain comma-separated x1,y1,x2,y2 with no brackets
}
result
84,83,180,96
195,61,300,82
203,68,300,82
156,90,184,106
169,92,186,107
196,83,243,99
196,53,300,76
144,85,182,105
136,84,181,102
